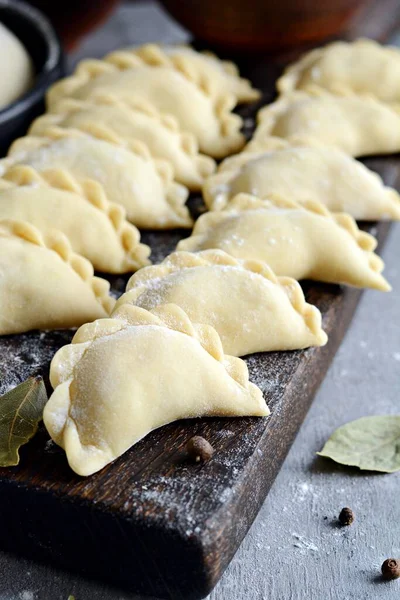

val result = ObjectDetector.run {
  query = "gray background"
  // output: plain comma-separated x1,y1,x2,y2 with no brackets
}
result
0,2,399,599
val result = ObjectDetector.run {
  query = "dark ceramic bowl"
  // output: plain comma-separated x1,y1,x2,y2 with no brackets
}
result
0,0,64,155
160,0,369,52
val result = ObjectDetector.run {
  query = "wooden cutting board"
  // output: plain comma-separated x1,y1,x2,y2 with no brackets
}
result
0,5,399,599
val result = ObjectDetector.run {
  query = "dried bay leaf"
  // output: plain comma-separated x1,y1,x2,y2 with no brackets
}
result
318,415,400,473
0,376,48,466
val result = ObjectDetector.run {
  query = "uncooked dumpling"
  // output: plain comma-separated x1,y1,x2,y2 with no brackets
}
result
2,128,192,229
45,303,268,476
277,38,400,102
115,249,328,356
128,44,260,103
177,194,390,291
0,219,114,335
248,91,400,158
29,95,216,190
0,165,150,273
46,58,245,158
203,143,400,220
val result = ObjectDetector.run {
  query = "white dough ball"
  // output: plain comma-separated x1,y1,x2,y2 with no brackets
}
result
0,21,34,109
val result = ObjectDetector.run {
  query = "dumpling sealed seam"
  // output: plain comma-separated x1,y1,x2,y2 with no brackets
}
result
0,165,151,274
203,142,400,220
1,127,192,230
46,54,245,159
177,193,390,291
44,303,269,476
29,95,216,191
248,90,400,159
124,44,260,104
277,38,400,102
114,249,328,357
0,219,114,335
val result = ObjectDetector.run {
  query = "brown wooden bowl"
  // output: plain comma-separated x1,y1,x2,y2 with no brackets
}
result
27,0,121,50
160,0,368,52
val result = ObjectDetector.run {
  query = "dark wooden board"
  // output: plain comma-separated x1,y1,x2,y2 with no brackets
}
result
0,10,399,599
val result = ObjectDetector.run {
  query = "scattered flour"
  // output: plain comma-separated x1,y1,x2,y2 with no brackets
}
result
293,482,311,503
0,330,73,395
292,533,319,552
243,118,254,129
19,592,34,600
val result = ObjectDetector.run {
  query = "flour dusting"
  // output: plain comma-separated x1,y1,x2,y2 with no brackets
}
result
0,330,74,395
292,533,319,552
19,592,34,600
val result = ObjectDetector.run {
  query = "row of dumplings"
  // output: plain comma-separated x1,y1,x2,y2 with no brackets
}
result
179,39,400,294
0,45,262,335
3,40,398,335
5,40,398,476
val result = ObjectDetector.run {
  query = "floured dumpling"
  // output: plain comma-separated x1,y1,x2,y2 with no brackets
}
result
29,95,216,190
2,128,192,229
248,91,400,158
114,249,328,356
177,194,390,291
277,38,400,102
203,143,400,220
46,58,245,158
127,44,260,103
0,166,150,273
0,220,114,335
45,303,268,476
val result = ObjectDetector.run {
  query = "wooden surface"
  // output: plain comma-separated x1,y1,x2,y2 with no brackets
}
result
0,3,400,600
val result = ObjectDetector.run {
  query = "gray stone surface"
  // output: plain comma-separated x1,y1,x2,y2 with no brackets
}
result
0,2,399,599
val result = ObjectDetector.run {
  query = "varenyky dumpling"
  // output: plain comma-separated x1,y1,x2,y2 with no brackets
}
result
248,90,400,158
29,95,216,191
114,250,328,356
46,56,245,159
127,44,260,103
177,194,390,291
203,143,400,220
0,166,150,273
277,38,400,102
45,303,268,476
0,219,114,335
2,128,192,230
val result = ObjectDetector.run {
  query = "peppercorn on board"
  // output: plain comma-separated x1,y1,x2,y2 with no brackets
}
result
0,12,399,600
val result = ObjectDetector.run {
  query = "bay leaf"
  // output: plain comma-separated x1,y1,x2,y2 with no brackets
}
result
0,376,48,467
318,415,400,473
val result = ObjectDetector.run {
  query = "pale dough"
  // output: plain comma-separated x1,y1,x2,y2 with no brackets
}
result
0,166,150,273
114,249,328,356
0,219,114,335
177,194,390,291
203,143,400,220
46,59,245,158
45,303,269,476
277,38,400,102
249,90,400,158
29,95,216,191
0,22,33,109
2,128,192,229
127,44,260,103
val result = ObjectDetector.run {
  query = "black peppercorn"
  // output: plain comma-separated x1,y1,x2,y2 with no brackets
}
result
381,558,400,580
187,436,214,463
339,507,354,526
